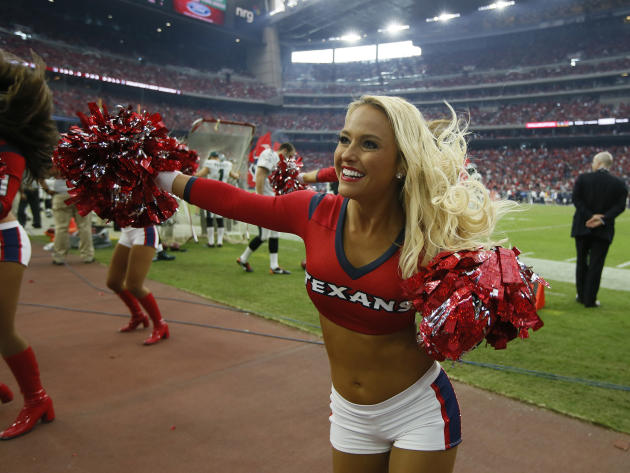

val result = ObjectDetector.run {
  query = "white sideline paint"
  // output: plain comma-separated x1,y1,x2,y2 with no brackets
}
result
616,261,630,269
519,256,630,292
505,223,570,233
564,257,577,263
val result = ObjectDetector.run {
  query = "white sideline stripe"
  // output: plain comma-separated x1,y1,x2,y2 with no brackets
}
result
617,261,630,268
503,216,630,234
504,224,570,233
564,257,577,263
519,256,630,292
519,251,534,256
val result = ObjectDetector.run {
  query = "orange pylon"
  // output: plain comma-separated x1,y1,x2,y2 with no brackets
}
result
535,283,545,310
68,217,78,234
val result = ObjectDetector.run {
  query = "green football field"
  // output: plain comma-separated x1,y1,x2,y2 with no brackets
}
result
88,204,630,433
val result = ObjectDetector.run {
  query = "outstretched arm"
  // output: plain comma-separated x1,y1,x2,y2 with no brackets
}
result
165,173,313,238
300,166,337,184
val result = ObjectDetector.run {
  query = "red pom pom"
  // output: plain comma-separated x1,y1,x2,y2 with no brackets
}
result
52,103,198,228
269,153,308,195
403,247,547,361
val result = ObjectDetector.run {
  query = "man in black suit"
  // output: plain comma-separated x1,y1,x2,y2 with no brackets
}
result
571,151,628,308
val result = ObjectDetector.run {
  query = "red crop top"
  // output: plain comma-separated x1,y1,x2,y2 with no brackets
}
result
0,140,26,220
185,177,416,335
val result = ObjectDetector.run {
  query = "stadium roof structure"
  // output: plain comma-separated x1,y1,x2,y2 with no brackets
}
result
265,0,537,46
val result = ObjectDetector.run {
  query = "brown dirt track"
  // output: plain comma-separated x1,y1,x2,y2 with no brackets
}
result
1,243,628,473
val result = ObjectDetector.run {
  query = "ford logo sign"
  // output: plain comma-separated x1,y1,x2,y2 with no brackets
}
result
186,1,212,17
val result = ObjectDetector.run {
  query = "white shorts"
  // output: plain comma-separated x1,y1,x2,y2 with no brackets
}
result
258,226,278,241
118,226,159,249
329,361,462,454
0,221,31,267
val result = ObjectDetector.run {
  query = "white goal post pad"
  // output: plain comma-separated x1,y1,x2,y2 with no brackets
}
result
166,118,256,244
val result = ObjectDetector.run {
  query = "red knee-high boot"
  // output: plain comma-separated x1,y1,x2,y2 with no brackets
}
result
0,383,13,403
1,347,54,440
138,293,169,345
117,289,149,332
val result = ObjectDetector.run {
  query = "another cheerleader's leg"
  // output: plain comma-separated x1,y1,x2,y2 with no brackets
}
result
1,347,55,440
0,383,13,403
0,222,54,440
107,242,149,332
122,230,169,345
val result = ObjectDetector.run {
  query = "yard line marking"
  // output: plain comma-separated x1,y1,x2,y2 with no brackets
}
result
519,252,535,256
616,261,630,268
503,223,570,233
564,257,577,263
517,256,629,292
501,216,630,234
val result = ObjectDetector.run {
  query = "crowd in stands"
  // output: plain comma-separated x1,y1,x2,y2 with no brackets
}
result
49,81,629,134
284,15,630,92
284,67,630,100
285,55,630,94
3,8,629,105
50,81,629,135
0,31,278,101
2,10,628,107
3,0,627,205
301,145,630,205
472,145,630,203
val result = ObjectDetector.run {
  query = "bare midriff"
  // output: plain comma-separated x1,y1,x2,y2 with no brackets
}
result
320,313,434,405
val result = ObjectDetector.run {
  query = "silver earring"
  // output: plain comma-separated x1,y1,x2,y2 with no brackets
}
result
396,172,404,180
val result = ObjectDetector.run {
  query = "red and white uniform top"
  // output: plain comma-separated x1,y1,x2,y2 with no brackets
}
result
183,177,415,335
0,139,25,221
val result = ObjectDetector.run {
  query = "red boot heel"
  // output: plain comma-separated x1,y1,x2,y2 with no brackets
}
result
144,323,169,345
119,313,150,332
0,391,54,440
0,383,13,403
2,347,53,439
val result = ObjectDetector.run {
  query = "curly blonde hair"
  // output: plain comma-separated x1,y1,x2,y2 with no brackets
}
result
0,49,58,179
346,95,515,278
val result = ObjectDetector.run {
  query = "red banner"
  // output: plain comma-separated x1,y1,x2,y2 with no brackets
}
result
173,0,225,25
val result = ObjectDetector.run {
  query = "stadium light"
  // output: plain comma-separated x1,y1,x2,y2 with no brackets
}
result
14,30,31,40
426,13,461,23
378,23,410,34
478,1,515,11
339,32,362,42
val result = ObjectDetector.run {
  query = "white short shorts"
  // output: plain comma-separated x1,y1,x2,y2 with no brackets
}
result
258,226,278,241
0,221,31,267
118,226,159,249
329,361,462,454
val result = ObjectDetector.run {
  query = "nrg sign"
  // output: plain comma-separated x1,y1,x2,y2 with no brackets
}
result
235,6,254,23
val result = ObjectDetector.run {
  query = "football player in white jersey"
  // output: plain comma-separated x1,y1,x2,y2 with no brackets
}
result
237,142,295,274
196,151,239,247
